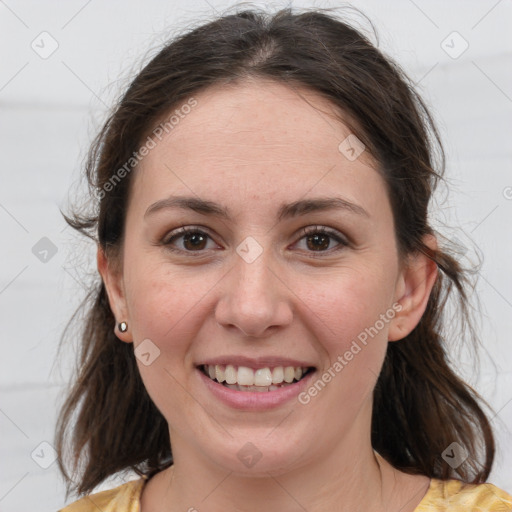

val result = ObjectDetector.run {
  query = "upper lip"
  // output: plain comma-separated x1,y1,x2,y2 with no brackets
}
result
196,356,316,370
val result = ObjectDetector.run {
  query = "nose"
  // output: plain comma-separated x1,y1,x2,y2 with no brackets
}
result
214,247,293,338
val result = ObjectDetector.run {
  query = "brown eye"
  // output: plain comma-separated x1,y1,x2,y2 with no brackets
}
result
305,232,331,251
295,226,348,254
181,231,208,250
163,227,218,253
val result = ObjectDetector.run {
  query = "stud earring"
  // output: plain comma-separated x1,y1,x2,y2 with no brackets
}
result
118,321,128,333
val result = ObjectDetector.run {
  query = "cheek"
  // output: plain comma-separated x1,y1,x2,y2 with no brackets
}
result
125,265,212,349
124,265,218,418
295,267,394,391
302,265,395,340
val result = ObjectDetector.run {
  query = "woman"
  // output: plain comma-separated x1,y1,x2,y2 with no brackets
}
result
56,6,512,511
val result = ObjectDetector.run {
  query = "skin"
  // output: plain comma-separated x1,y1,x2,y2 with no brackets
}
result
98,78,438,512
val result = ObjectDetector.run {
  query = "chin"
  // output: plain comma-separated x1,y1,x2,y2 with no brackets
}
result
200,431,309,477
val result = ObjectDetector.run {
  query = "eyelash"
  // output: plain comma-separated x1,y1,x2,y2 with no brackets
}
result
161,225,349,257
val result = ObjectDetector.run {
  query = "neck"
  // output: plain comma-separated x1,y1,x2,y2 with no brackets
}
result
143,429,399,512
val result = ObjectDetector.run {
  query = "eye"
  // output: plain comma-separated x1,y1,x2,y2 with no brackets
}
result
162,226,219,253
294,226,348,254
160,225,348,256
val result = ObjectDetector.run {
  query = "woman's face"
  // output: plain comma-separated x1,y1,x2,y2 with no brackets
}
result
101,79,427,475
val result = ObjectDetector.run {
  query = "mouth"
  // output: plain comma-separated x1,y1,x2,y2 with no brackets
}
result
198,364,316,392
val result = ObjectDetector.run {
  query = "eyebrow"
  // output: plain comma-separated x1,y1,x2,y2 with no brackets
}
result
144,195,369,221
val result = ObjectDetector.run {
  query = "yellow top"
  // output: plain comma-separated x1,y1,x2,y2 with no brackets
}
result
59,476,512,511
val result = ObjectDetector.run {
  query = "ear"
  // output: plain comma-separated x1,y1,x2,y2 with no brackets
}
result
97,245,133,343
388,235,438,342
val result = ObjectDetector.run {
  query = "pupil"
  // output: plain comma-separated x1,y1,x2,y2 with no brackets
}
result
184,233,206,250
307,234,329,251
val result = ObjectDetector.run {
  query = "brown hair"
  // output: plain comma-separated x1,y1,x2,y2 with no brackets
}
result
56,5,496,497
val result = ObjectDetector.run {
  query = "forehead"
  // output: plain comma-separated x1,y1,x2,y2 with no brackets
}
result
159,79,370,163
130,79,387,219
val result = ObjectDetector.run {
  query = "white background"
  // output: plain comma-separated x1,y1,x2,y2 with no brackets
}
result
0,0,511,510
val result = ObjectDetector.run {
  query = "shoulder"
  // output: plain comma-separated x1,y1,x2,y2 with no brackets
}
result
415,478,512,511
58,478,145,512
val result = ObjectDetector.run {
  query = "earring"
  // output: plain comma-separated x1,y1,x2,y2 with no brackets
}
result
118,321,128,333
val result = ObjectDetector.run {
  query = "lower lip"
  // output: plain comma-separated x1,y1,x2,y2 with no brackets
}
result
196,367,316,410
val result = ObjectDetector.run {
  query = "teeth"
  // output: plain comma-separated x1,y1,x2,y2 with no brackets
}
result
225,384,270,392
225,364,237,384
284,366,295,383
215,365,225,383
254,368,272,386
237,366,254,386
203,364,311,389
272,367,284,384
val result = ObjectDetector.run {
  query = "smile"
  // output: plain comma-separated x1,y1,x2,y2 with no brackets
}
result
200,364,314,391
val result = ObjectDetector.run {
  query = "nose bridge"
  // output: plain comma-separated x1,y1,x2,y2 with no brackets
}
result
235,246,272,298
215,237,292,337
